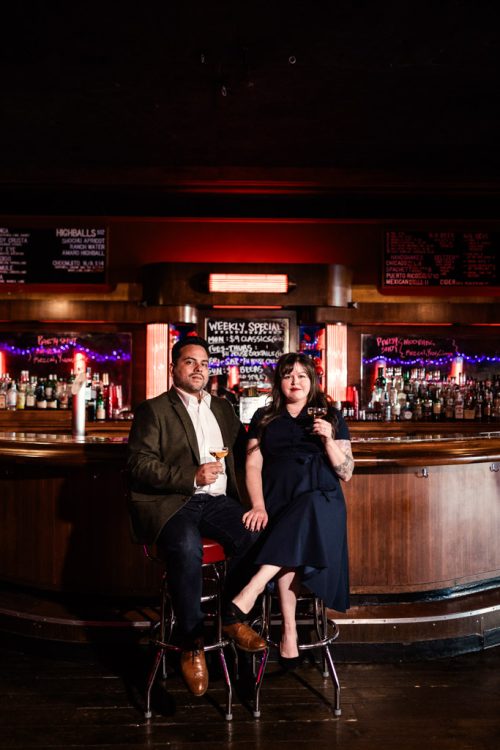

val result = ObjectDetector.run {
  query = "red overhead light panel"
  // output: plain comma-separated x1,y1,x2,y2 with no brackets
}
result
208,273,289,293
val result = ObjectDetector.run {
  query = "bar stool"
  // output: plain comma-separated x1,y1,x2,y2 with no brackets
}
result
252,587,342,717
144,537,234,721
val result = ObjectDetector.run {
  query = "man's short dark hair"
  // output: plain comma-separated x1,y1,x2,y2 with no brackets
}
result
171,335,210,365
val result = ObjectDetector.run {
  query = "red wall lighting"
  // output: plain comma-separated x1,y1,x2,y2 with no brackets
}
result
208,273,289,293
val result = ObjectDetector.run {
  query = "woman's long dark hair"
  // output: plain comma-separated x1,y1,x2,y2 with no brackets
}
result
251,352,337,444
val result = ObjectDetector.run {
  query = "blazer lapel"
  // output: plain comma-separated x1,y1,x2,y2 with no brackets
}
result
167,388,201,464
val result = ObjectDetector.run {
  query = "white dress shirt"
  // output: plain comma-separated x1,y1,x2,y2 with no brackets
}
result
175,386,227,496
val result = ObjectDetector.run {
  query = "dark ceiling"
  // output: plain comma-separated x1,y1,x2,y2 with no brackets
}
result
1,1,499,216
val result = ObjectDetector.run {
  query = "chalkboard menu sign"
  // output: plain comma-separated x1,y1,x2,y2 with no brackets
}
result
0,227,107,285
382,230,500,291
205,318,289,383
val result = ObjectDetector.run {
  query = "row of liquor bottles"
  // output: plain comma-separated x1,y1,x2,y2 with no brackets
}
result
0,370,124,419
362,367,500,421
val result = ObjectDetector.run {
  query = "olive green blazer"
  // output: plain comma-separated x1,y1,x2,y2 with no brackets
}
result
127,387,246,544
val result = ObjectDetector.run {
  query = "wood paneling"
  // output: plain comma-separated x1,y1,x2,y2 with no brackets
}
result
0,462,159,596
344,462,500,593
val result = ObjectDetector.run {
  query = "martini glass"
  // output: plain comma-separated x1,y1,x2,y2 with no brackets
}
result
307,406,328,419
209,445,229,474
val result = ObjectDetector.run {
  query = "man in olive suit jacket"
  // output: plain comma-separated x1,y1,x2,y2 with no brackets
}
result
127,336,265,697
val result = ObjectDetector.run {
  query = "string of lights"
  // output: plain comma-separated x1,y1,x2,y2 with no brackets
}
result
363,353,500,366
0,343,131,363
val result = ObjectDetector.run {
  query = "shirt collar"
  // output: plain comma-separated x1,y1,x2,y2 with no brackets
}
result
174,385,212,409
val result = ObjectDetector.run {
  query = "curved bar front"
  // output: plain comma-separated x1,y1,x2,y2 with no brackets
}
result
0,431,155,598
0,430,499,652
347,432,500,594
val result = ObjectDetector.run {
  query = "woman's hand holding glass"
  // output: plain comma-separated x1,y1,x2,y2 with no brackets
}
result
308,406,334,443
242,506,268,532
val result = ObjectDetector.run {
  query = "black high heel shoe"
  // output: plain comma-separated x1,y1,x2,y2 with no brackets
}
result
278,641,301,670
223,601,249,625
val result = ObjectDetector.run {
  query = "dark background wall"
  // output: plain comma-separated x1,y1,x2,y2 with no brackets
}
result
1,1,499,216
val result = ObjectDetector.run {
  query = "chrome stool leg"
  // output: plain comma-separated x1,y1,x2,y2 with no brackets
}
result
249,591,272,718
143,540,235,721
313,597,341,715
218,647,233,721
144,647,164,719
212,560,233,721
252,590,342,718
252,648,270,718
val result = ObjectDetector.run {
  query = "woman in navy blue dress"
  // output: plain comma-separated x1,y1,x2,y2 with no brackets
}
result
226,352,354,665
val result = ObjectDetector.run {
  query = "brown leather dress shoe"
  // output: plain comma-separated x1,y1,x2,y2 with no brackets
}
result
222,622,267,652
180,646,209,696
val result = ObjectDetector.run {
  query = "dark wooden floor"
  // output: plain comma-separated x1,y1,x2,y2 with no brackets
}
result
1,638,500,750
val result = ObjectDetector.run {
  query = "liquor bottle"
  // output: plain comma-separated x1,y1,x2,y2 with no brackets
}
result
347,385,359,420
36,378,47,409
402,400,413,421
375,367,386,396
86,396,96,421
58,378,69,409
463,393,475,420
95,388,106,421
413,398,423,421
25,377,36,409
483,394,493,422
383,392,392,421
0,375,7,410
47,375,58,409
85,367,92,402
444,391,455,420
16,370,29,410
423,396,433,420
494,390,500,420
432,392,443,421
6,378,17,410
475,393,483,420
454,390,464,420
16,374,27,410
101,372,110,409
402,370,410,395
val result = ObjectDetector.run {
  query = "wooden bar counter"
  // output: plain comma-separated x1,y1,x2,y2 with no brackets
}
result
0,421,499,656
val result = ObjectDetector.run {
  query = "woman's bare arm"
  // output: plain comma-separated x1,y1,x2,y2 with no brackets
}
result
242,439,269,531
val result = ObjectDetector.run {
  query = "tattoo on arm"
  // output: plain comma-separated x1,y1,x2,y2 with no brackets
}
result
332,440,354,480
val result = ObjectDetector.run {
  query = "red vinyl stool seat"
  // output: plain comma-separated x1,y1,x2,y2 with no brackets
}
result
143,537,233,721
201,538,226,565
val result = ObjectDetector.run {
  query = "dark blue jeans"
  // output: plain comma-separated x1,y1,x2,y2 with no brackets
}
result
156,493,259,643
